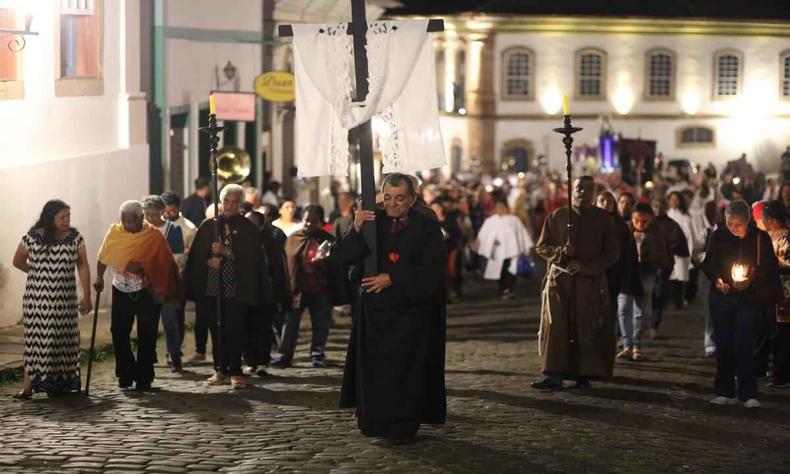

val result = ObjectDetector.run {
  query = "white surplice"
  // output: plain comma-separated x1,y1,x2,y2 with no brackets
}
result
476,214,533,280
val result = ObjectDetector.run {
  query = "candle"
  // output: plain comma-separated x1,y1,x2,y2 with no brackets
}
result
209,94,216,115
562,95,570,116
731,263,748,283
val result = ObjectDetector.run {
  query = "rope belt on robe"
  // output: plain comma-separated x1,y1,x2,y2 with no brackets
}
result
538,263,572,356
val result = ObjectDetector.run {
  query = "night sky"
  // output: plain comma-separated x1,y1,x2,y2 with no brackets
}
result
386,0,790,21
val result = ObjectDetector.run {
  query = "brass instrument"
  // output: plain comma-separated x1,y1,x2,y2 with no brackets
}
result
214,146,251,183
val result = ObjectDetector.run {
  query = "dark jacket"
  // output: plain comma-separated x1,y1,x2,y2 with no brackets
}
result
285,228,348,308
702,225,781,304
620,221,672,295
261,224,291,307
655,214,690,258
184,214,269,306
182,193,208,228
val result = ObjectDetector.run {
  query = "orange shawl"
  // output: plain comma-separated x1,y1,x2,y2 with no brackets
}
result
97,223,179,301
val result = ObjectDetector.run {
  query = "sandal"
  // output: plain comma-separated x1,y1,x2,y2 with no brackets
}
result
231,376,246,390
206,372,228,386
632,349,643,361
616,349,632,359
12,390,32,400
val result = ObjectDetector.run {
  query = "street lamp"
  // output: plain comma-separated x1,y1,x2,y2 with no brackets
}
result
0,10,38,53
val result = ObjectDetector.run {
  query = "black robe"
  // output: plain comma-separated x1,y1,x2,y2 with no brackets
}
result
336,209,447,439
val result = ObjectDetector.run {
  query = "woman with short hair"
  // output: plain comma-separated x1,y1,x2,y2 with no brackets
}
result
12,200,92,399
702,200,782,408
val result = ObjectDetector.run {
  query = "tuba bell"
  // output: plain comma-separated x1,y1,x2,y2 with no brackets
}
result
214,146,251,183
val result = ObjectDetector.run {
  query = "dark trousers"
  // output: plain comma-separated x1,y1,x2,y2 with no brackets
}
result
279,293,332,361
773,322,790,384
199,297,247,376
754,307,775,377
245,304,275,368
111,287,161,385
651,268,671,329
709,291,758,401
670,280,686,310
498,259,516,294
685,268,700,304
194,301,209,355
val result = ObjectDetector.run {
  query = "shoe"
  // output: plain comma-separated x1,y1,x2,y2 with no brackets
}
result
171,360,183,373
256,367,269,377
709,396,738,405
573,379,591,390
743,399,761,409
11,390,32,400
312,358,327,368
206,372,229,385
500,290,514,301
118,378,134,389
165,353,172,368
769,380,790,388
134,382,152,392
631,349,643,361
530,378,563,391
188,352,206,364
704,349,716,358
230,376,246,390
242,365,256,376
616,349,632,359
270,356,292,369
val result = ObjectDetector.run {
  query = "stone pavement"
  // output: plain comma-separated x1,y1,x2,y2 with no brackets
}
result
2,279,790,473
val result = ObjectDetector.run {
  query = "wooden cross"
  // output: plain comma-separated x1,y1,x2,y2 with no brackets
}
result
279,0,443,276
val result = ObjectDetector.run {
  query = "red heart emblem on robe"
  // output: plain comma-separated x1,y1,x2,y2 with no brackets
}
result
388,252,400,263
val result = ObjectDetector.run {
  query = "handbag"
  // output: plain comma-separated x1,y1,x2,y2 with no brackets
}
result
516,255,536,279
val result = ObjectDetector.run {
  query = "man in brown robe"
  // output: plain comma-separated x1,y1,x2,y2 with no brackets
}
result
532,176,620,390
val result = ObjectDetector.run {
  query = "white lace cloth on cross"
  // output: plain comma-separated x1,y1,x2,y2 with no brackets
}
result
292,20,446,177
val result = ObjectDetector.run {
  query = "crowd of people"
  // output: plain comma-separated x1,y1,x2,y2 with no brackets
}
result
9,153,790,440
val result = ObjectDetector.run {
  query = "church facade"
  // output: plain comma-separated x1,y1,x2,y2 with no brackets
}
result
423,15,790,174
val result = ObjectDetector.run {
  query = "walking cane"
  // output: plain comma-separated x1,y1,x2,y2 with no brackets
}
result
84,289,101,396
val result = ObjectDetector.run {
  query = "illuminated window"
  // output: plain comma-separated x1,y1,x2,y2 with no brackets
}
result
0,6,18,82
502,47,534,99
713,50,742,98
576,48,606,99
782,50,790,99
646,49,674,99
678,126,715,147
453,48,466,112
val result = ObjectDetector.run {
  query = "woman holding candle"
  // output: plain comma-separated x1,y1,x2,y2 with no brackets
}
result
701,200,781,408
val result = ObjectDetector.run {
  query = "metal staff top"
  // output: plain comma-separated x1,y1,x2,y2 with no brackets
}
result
552,115,583,246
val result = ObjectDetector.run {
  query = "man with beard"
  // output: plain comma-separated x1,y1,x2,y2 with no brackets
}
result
336,173,446,442
532,176,619,391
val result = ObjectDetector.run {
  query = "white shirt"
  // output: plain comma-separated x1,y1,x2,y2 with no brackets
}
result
112,267,144,293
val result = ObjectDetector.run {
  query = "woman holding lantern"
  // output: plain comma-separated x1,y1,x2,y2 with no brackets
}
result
701,200,782,408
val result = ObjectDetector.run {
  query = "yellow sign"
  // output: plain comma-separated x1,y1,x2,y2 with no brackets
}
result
254,71,295,102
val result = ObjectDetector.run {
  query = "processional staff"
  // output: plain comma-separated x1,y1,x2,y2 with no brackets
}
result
552,97,583,352
278,0,443,277
199,95,224,359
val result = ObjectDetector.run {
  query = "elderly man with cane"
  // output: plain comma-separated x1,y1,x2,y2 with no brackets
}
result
94,201,180,392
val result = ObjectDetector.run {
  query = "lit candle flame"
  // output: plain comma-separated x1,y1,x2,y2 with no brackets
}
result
731,263,748,283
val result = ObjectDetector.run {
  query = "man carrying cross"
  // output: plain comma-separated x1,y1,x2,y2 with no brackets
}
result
335,173,447,440
280,0,447,441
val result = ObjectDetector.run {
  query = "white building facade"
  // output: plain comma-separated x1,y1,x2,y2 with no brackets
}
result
428,15,790,174
0,0,146,327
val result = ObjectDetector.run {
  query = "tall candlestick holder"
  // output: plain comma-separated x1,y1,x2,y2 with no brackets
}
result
552,115,583,246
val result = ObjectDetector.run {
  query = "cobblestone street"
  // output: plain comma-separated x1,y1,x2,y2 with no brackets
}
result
2,280,790,473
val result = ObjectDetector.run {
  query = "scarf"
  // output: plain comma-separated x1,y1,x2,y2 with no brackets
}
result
97,223,179,301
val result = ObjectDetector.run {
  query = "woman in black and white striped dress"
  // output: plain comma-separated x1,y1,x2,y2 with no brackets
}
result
12,200,92,399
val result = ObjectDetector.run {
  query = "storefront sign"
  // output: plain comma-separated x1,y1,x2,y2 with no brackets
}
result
254,71,295,102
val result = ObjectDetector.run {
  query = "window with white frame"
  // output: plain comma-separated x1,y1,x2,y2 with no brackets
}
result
502,48,534,99
678,126,715,146
576,49,606,99
646,49,674,99
782,51,790,99
714,50,742,98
